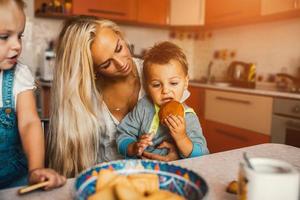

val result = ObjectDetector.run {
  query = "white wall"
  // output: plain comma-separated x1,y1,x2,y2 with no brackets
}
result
192,17,300,81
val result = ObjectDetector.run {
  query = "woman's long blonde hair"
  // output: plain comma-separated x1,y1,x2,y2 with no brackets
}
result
46,16,124,177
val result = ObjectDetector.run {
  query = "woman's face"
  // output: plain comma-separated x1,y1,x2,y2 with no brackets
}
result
0,3,25,70
92,27,133,78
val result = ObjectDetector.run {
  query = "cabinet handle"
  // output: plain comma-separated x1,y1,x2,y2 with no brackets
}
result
215,129,248,142
216,96,251,105
292,105,300,114
294,0,298,8
213,11,242,19
88,9,126,16
286,120,300,130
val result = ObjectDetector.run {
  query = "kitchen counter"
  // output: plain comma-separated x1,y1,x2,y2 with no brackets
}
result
0,143,299,200
190,81,300,100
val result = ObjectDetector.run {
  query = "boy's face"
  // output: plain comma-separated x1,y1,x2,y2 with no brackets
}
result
145,59,189,106
0,3,25,70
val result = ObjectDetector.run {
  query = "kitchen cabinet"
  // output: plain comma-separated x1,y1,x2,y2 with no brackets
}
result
205,0,261,27
261,0,300,20
205,120,270,153
35,0,172,26
72,0,137,22
136,0,170,25
205,89,273,135
185,86,208,138
186,86,205,119
205,0,300,29
40,84,51,118
170,0,205,26
261,0,300,15
204,89,272,152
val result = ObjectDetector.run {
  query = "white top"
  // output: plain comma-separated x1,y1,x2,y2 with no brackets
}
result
0,63,35,108
98,58,145,162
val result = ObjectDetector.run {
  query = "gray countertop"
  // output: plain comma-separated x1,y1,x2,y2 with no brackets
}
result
190,81,300,100
0,143,299,200
38,79,300,100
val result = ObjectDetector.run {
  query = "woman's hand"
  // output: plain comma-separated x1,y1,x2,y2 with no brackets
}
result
142,141,179,161
28,168,66,190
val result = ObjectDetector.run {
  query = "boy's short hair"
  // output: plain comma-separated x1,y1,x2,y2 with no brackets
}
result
143,41,188,80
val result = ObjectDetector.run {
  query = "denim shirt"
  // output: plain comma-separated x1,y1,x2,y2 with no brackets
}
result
0,68,28,189
116,96,209,158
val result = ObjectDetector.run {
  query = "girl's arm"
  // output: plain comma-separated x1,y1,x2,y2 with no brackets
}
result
17,90,44,172
17,90,66,189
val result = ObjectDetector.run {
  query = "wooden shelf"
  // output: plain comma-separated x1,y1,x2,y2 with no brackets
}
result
35,12,72,19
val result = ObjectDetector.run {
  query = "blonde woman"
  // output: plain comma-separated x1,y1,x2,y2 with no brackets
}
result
47,16,179,177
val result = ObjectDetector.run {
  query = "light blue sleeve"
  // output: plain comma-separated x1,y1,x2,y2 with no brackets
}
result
116,98,146,158
183,112,209,158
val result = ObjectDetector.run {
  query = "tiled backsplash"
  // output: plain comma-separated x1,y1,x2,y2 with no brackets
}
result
191,17,300,81
22,0,300,81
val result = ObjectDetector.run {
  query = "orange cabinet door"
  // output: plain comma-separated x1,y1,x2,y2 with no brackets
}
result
205,120,270,153
185,86,205,119
73,0,137,22
185,86,207,134
205,0,261,27
136,0,170,25
261,0,300,20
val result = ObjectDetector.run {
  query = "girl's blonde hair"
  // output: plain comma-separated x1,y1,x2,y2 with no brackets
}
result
46,16,124,177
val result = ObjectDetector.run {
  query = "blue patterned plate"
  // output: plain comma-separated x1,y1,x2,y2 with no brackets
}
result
75,159,208,200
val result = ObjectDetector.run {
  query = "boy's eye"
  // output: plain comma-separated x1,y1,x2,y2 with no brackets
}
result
18,33,24,40
151,83,161,88
170,82,179,86
0,35,9,41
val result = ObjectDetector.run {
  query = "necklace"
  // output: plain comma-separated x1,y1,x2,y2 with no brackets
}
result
101,62,140,113
107,75,140,113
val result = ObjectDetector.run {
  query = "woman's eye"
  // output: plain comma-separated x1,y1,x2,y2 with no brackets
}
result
0,35,9,41
98,60,111,69
116,44,123,53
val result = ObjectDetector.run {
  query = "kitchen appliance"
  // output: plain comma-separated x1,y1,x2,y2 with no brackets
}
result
40,42,55,81
275,73,300,93
227,61,256,88
271,98,300,148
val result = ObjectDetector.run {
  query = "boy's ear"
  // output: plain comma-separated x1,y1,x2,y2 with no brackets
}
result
184,75,189,89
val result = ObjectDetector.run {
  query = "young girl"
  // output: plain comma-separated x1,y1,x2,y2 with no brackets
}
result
0,0,65,189
116,41,209,159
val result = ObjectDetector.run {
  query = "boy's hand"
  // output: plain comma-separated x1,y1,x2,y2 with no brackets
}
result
28,168,66,190
132,134,153,156
142,141,179,161
164,115,188,142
